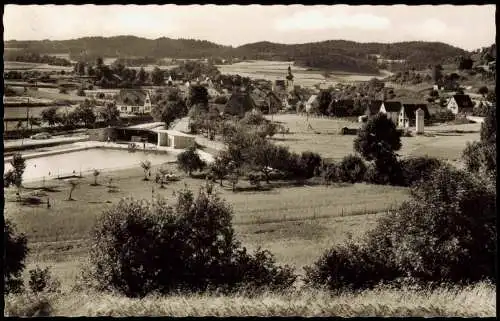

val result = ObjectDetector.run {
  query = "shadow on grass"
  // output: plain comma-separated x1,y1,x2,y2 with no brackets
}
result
190,172,208,180
270,137,302,142
89,183,101,187
23,186,62,193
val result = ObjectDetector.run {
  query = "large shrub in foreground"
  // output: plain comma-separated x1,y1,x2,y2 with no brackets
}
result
381,166,497,283
83,189,296,297
400,156,444,187
4,219,29,294
305,166,496,291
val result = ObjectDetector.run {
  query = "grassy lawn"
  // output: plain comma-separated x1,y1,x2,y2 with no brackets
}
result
5,163,410,291
5,282,495,317
269,114,481,161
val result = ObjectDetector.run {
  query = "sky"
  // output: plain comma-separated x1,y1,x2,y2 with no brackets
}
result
3,4,496,51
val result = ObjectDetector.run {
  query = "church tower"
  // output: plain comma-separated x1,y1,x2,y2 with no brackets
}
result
285,65,294,93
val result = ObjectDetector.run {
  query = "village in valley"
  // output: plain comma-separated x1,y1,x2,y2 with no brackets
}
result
3,4,497,318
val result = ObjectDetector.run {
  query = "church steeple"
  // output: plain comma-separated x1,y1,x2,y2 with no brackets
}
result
286,65,294,80
285,65,294,93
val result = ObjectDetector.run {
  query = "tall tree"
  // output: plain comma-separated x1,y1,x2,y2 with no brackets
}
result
187,85,209,109
317,90,332,115
99,102,120,126
40,106,59,127
151,67,164,86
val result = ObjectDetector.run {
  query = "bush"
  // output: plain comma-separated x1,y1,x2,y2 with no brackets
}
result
28,266,61,293
177,146,206,176
4,220,29,294
83,189,296,297
303,240,401,292
400,156,444,187
370,166,496,284
306,165,496,291
337,155,367,183
318,162,339,185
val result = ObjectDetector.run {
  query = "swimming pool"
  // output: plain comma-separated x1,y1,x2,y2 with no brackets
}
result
4,148,176,182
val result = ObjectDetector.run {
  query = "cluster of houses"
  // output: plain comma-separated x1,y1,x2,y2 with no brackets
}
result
80,65,487,131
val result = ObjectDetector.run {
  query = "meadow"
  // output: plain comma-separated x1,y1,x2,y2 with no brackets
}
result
268,114,481,161
4,61,74,72
4,161,410,291
5,282,495,317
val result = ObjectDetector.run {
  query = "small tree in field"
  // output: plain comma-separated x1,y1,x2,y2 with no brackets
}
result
4,219,29,294
177,146,206,177
4,153,26,200
354,113,403,185
209,154,230,186
140,160,152,181
67,179,80,201
92,169,100,186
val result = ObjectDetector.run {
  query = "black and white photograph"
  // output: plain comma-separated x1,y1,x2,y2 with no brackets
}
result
2,4,496,317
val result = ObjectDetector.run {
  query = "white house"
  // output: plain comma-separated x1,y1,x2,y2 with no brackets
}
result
116,89,153,114
446,94,474,115
379,101,402,124
155,129,196,149
398,104,430,128
305,95,319,113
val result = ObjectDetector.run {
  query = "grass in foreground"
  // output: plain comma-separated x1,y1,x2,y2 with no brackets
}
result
4,282,495,317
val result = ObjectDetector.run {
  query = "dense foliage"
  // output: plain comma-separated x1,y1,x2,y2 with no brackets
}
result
177,146,206,176
305,166,496,291
4,220,29,294
82,189,296,297
5,37,468,73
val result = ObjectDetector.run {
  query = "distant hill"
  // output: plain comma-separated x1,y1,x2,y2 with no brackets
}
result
4,36,469,74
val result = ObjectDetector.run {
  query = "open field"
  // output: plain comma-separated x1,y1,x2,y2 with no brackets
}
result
5,282,495,317
4,61,74,72
216,60,387,88
268,114,481,161
7,87,87,103
4,162,410,291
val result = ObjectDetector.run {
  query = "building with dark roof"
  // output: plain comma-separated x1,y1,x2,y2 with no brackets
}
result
379,101,402,123
446,94,474,115
224,91,257,117
398,103,430,128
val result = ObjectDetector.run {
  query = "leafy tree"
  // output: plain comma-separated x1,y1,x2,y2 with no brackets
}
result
4,153,26,198
151,67,164,86
83,189,296,297
76,87,86,96
92,169,100,186
74,100,97,128
140,160,152,181
337,154,367,183
187,85,209,109
209,154,230,186
374,166,496,283
463,105,496,180
400,156,444,187
99,102,120,126
177,146,206,176
354,113,402,162
317,90,332,115
4,219,29,294
478,86,489,97
41,107,59,127
137,67,147,85
354,113,403,185
151,99,188,129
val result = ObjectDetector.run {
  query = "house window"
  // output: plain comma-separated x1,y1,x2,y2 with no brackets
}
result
121,107,127,112
131,107,139,113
